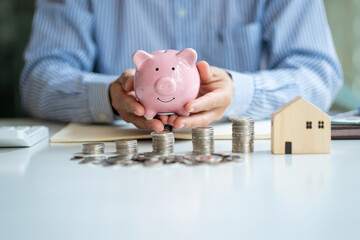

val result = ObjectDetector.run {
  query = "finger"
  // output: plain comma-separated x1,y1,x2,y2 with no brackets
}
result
124,113,164,131
196,61,212,83
173,110,218,129
111,84,145,116
124,77,134,92
184,91,226,113
168,114,179,126
156,115,169,125
120,76,134,92
121,69,135,79
119,94,145,116
119,69,135,91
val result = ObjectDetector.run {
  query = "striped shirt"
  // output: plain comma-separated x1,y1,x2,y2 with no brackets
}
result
21,0,343,123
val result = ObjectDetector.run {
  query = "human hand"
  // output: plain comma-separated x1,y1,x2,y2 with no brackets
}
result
109,69,167,131
168,61,234,128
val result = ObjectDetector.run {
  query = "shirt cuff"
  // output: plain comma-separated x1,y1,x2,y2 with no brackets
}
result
84,73,120,123
223,69,255,117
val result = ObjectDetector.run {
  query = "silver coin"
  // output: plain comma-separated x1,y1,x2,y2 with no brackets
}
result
192,127,215,155
156,155,175,164
82,142,105,154
79,155,106,164
151,131,175,155
163,124,173,132
223,154,242,162
119,159,139,166
70,156,84,161
106,155,132,163
181,158,200,166
115,139,138,155
144,158,163,166
194,154,223,164
231,116,254,153
133,153,147,162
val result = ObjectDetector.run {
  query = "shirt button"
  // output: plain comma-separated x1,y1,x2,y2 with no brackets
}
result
178,8,187,18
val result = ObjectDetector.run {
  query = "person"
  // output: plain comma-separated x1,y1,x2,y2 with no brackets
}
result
21,0,343,131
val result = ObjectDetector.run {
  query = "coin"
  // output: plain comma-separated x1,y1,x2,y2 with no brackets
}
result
70,156,84,161
144,155,163,166
230,116,254,153
82,142,105,154
119,159,139,166
115,139,138,155
151,131,174,155
192,127,214,155
163,124,173,132
79,155,106,164
222,154,242,162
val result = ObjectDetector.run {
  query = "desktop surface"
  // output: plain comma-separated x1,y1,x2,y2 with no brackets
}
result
0,119,359,240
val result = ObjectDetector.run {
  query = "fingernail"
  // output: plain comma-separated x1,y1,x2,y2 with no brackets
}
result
178,124,185,129
189,108,195,113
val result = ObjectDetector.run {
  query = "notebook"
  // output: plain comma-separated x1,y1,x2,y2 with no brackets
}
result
331,108,360,139
50,120,271,143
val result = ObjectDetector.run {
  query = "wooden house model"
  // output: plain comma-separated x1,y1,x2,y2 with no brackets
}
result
271,96,331,154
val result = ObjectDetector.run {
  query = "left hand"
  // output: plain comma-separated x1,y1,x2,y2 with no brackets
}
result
168,61,234,128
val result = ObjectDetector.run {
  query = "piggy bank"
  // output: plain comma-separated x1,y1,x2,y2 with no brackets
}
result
133,48,200,119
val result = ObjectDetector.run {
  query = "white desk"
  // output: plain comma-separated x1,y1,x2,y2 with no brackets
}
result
0,119,359,240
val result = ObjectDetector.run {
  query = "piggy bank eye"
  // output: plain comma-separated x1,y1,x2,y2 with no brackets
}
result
155,68,159,71
172,67,175,71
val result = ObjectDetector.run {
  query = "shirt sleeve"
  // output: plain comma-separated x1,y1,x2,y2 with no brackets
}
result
20,0,119,123
224,0,343,119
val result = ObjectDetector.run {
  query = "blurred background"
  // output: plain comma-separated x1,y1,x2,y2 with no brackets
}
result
0,0,359,118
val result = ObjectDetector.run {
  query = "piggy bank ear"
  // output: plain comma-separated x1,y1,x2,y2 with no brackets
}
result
176,48,197,66
133,50,152,69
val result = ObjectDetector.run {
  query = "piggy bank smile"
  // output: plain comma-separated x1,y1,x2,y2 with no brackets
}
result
157,97,175,103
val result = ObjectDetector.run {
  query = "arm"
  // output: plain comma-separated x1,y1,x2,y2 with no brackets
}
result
20,0,117,123
172,0,343,128
224,0,343,119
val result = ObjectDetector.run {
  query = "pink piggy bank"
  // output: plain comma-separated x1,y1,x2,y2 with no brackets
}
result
133,48,200,120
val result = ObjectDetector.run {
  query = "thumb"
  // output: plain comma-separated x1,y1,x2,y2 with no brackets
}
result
196,61,212,83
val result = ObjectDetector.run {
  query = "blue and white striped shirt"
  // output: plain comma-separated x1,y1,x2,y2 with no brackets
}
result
21,0,343,123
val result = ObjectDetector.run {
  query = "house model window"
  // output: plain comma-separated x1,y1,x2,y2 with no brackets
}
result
318,121,324,129
306,121,312,129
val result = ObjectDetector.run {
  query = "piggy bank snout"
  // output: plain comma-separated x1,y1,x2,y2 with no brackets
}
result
154,78,177,96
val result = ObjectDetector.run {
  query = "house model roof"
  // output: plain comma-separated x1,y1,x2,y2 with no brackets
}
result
271,96,330,119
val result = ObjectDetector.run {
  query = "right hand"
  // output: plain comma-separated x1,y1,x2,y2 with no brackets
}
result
109,69,166,131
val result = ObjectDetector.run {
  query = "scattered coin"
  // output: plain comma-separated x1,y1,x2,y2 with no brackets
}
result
119,159,139,166
79,155,106,164
70,156,84,161
71,126,245,167
143,155,163,166
222,154,243,162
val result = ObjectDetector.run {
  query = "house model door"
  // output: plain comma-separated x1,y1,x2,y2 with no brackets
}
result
285,141,292,154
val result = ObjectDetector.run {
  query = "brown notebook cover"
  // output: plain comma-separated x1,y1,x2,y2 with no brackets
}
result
331,124,360,139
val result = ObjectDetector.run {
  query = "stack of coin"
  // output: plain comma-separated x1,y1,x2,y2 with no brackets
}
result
151,131,174,155
192,127,214,155
82,143,105,154
230,116,254,153
115,139,138,156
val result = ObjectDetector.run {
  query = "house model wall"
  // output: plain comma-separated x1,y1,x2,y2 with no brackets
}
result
271,96,331,154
